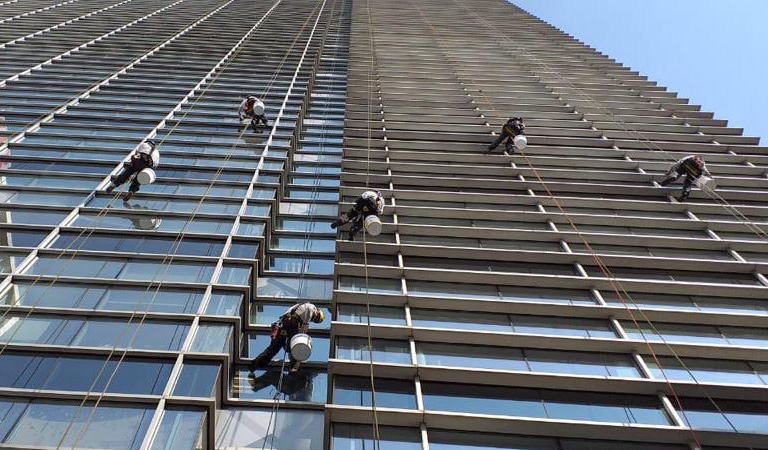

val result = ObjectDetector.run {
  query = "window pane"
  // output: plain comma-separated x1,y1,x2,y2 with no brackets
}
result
237,368,327,403
173,362,220,398
3,399,153,449
333,376,416,409
150,408,206,450
332,424,422,450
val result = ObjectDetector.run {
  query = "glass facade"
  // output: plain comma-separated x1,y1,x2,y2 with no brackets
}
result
1,0,767,448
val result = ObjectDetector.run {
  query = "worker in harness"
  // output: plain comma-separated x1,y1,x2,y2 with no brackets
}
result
486,117,525,154
659,155,711,202
330,190,384,241
238,95,269,133
105,140,160,202
250,302,325,373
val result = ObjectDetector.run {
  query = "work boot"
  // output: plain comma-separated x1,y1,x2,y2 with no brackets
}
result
677,192,689,202
105,183,115,193
484,145,495,154
122,191,134,202
659,177,674,187
330,214,348,229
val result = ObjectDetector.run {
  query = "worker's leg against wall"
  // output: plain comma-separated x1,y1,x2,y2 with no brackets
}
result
486,132,506,152
250,335,287,371
678,176,694,201
107,162,138,192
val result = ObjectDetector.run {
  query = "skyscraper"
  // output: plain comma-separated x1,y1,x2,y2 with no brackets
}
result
0,0,766,449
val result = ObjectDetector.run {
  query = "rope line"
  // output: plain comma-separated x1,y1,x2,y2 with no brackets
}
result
418,1,753,446
47,2,328,448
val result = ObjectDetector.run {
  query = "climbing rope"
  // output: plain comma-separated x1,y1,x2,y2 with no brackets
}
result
415,1,748,447
455,1,768,245
50,2,328,448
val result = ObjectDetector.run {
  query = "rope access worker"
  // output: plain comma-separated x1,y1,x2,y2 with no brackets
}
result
330,190,384,241
238,95,269,133
105,140,159,202
486,117,525,154
659,155,711,202
250,302,325,373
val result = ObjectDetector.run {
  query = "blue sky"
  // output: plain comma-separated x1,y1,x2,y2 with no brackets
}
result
511,0,768,142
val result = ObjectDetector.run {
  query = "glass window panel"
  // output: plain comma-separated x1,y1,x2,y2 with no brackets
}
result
0,352,172,395
411,308,511,332
647,356,766,385
510,315,616,338
217,265,251,285
227,241,259,259
418,342,527,371
336,337,411,364
237,368,327,403
3,400,153,449
191,324,232,353
428,430,559,450
173,362,220,398
3,283,203,314
423,383,547,418
337,304,406,326
205,291,243,316
337,276,401,294
256,277,332,300
150,408,206,450
333,376,416,409
332,424,422,450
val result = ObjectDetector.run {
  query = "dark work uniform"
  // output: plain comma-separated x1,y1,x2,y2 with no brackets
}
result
331,191,384,240
250,303,319,371
487,117,525,153
107,143,158,195
659,156,710,202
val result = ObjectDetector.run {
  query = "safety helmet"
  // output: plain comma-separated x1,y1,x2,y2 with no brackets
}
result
312,309,325,323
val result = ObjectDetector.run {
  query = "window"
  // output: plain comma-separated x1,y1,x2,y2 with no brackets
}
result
2,282,203,314
51,233,225,257
0,315,189,351
337,304,406,326
256,277,333,300
237,368,327,403
0,352,172,395
426,430,689,450
205,291,242,316
422,383,670,426
173,362,220,397
335,337,411,364
679,398,768,434
333,376,416,409
337,276,401,294
0,398,153,449
622,321,768,348
332,424,422,450
191,324,232,353
25,256,216,283
417,343,641,378
150,408,206,450
646,356,767,386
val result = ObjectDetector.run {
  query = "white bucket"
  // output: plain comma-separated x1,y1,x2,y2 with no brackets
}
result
253,100,265,116
364,215,382,236
696,175,717,191
513,134,527,150
136,168,156,185
290,333,312,362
